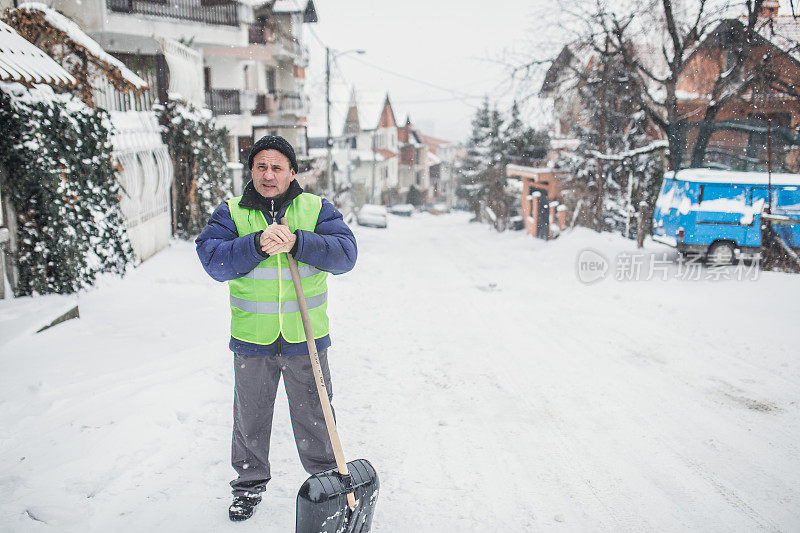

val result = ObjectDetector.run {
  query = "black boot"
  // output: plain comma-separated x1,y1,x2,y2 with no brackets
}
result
229,494,261,521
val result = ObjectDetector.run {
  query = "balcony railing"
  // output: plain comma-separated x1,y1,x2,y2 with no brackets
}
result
248,23,280,44
254,94,276,115
277,91,308,115
107,0,239,27
205,89,240,115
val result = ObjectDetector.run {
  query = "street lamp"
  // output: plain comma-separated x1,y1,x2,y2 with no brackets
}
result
326,47,365,202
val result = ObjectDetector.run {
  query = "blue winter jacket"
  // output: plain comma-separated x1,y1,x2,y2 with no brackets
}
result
195,180,357,356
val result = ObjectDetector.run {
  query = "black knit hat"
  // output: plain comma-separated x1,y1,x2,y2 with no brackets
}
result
248,135,298,173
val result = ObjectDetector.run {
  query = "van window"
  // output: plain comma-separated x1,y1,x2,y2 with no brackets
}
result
777,187,800,212
751,186,800,212
702,184,745,203
751,186,769,205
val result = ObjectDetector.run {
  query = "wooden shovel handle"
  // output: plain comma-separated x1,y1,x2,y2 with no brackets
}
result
281,218,357,511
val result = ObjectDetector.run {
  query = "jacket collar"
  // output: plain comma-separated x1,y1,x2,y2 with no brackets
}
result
239,179,304,222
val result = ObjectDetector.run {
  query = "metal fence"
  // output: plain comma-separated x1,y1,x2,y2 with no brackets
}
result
107,0,239,27
205,89,240,115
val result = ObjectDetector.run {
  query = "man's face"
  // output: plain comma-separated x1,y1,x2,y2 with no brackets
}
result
252,149,294,198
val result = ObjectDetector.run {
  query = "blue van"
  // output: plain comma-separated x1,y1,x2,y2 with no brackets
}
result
652,168,800,263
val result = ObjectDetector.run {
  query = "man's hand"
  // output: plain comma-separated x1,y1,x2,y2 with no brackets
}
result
261,224,293,245
260,224,296,255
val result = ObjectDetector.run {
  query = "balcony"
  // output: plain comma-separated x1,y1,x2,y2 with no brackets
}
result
254,94,276,115
205,89,240,115
271,38,308,65
277,91,309,116
248,23,278,44
107,0,239,27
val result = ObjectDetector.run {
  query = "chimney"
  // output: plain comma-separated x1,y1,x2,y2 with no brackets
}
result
760,0,780,18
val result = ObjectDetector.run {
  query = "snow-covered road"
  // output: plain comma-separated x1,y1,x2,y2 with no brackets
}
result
1,212,799,532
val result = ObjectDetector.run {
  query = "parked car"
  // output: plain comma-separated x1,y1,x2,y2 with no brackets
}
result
652,168,800,263
357,204,388,228
425,202,450,215
389,203,414,217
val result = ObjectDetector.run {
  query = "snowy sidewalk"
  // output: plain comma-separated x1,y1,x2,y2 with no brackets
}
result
1,212,799,531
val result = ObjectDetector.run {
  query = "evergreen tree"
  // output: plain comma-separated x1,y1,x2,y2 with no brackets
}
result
505,100,525,143
557,52,663,236
460,97,492,220
0,86,134,295
463,97,491,182
505,101,551,162
488,105,506,168
160,97,231,238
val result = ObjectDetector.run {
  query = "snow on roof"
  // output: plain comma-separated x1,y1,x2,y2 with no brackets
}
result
669,168,800,186
756,15,800,62
420,134,452,147
347,149,385,162
17,3,148,89
375,148,397,160
427,151,441,166
0,20,75,87
271,0,304,13
351,90,390,131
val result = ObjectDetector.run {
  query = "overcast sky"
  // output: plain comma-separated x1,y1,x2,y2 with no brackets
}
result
304,0,558,143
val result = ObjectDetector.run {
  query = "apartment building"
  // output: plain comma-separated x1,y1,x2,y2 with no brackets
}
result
37,0,316,193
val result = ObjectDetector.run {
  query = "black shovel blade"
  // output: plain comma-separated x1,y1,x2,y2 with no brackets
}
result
296,459,379,533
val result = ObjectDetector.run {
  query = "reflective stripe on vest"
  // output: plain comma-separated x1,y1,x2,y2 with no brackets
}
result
226,192,329,345
230,291,328,314
243,264,322,280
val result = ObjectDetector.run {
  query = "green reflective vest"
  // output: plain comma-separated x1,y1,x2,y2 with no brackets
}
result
227,193,329,345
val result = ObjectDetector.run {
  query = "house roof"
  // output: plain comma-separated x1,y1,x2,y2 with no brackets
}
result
377,94,397,128
342,89,360,136
398,121,422,146
679,15,800,89
270,0,317,22
756,14,800,62
14,3,148,89
375,148,397,159
540,46,575,96
0,20,75,87
420,134,453,152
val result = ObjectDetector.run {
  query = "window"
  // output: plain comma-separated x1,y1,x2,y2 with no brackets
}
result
777,187,800,212
751,186,800,212
747,112,791,159
265,69,276,94
702,184,745,204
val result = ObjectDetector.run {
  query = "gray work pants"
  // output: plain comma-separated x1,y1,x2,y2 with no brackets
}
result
230,350,337,496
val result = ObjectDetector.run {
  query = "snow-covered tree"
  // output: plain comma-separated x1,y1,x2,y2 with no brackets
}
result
505,100,550,162
159,97,231,238
460,97,553,231
460,98,492,220
0,85,134,295
556,50,664,235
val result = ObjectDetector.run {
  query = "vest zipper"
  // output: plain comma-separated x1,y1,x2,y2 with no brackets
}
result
276,242,283,339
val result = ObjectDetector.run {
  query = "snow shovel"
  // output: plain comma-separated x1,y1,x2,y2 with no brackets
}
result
281,219,379,533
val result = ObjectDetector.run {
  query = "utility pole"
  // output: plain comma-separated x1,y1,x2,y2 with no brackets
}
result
325,46,334,201
371,134,377,203
323,48,364,205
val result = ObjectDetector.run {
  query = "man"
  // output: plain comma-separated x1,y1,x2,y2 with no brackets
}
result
195,135,357,521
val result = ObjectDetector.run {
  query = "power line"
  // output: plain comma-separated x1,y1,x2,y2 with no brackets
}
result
343,55,482,109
